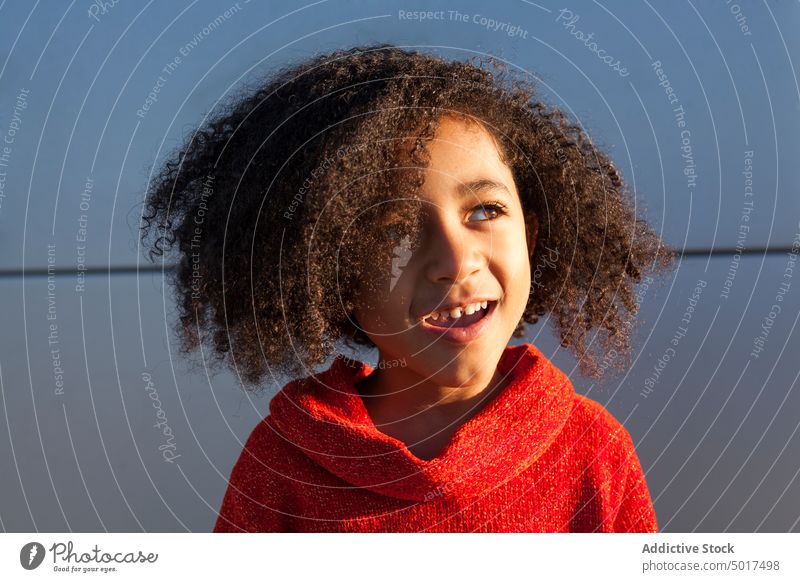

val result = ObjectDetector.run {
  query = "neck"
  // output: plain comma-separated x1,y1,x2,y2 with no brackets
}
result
356,353,509,457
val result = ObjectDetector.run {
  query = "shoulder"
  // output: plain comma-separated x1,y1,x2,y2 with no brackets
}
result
556,394,657,532
234,411,329,483
220,413,318,501
215,417,296,532
241,415,285,453
569,393,634,439
559,393,639,463
234,414,305,472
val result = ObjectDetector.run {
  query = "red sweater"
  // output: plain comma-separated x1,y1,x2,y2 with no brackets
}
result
214,343,658,532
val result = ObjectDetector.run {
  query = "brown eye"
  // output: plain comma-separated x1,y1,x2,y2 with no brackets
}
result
468,201,507,222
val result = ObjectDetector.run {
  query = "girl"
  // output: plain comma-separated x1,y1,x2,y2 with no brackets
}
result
142,44,675,532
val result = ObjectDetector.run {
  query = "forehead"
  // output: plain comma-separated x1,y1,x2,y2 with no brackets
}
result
419,115,517,199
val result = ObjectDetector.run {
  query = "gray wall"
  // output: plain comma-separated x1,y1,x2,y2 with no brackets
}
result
0,0,798,532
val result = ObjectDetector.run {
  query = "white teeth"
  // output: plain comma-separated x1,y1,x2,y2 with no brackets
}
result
425,301,492,322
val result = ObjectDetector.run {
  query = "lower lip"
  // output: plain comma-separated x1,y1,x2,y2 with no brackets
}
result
418,301,497,345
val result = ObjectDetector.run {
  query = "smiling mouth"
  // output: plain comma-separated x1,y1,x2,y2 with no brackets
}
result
418,300,498,344
422,300,498,328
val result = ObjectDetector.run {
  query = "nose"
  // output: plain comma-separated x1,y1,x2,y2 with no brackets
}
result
423,213,484,285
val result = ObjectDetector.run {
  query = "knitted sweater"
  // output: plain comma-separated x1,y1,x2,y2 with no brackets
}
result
213,343,658,532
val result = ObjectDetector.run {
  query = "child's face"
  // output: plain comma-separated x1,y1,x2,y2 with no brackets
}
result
353,115,535,386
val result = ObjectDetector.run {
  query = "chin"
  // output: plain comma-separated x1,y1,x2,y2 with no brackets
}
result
413,348,496,386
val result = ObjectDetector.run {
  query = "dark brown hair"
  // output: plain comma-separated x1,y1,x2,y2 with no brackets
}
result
141,43,675,388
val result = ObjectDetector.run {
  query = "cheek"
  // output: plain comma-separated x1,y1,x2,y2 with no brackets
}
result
488,238,531,326
494,233,531,290
350,245,394,309
353,269,415,334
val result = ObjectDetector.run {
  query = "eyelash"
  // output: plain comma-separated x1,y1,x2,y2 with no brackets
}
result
382,201,508,240
469,200,508,222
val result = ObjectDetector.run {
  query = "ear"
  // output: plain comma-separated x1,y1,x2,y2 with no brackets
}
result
525,212,539,258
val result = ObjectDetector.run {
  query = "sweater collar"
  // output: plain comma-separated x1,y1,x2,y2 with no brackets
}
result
269,343,575,502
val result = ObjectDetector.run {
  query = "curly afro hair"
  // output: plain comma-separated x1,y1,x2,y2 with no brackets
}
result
140,43,676,388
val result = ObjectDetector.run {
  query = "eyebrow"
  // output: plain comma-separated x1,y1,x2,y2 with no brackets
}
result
456,179,513,199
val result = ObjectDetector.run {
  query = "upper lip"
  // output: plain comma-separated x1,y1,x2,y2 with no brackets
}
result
417,297,498,320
